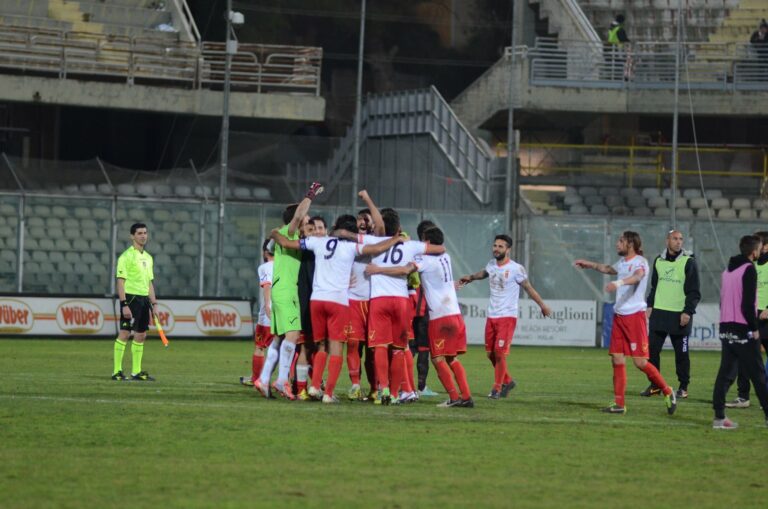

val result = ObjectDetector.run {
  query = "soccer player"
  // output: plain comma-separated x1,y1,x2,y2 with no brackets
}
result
458,234,551,399
711,234,768,429
254,182,323,400
574,231,677,415
725,230,768,409
272,214,399,403
367,226,474,408
346,190,386,401
295,218,320,400
112,222,158,382
644,230,700,399
241,240,274,386
358,208,445,405
412,219,438,397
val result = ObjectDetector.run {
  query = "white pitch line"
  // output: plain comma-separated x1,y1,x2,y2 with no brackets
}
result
0,394,705,428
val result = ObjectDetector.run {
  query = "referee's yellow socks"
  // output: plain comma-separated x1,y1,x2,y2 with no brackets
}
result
113,339,127,375
131,341,144,375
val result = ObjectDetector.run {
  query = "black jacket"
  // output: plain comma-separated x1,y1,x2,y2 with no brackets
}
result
646,249,701,335
298,251,315,340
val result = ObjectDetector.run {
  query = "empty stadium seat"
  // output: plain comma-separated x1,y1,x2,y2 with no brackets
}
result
156,184,173,196
578,187,597,196
625,195,646,208
732,198,751,209
711,198,730,209
38,238,55,250
738,209,756,219
696,208,712,219
584,195,604,207
661,189,681,199
688,197,708,209
233,187,251,199
605,196,624,207
754,199,768,209
677,208,694,219
31,251,48,263
97,183,113,195
705,190,723,199
683,189,702,199
175,185,193,197
80,184,98,194
761,210,768,220
654,207,671,217
619,188,639,198
590,205,609,215
563,195,582,207
136,183,155,196
647,197,667,209
717,209,737,219
569,205,588,214
641,188,661,199
92,209,111,220
74,207,92,219
55,239,72,251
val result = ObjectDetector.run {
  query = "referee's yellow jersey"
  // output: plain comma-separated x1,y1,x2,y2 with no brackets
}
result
116,246,154,296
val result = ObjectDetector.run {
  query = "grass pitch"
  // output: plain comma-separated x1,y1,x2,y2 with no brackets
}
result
1,339,766,509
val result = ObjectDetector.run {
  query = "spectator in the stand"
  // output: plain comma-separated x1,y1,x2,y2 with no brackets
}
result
606,14,630,81
750,19,768,68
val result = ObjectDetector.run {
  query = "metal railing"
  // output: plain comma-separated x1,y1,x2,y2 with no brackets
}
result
286,86,494,204
516,142,768,188
527,38,768,91
0,25,322,94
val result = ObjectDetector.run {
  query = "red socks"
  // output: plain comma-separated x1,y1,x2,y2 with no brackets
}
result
311,351,327,390
404,349,415,393
389,350,405,395
450,359,471,400
612,363,627,407
347,340,361,385
252,354,264,382
435,361,459,400
325,354,343,396
641,363,671,396
374,347,389,389
493,352,508,391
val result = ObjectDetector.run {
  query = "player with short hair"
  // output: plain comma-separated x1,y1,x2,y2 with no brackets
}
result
254,182,323,400
272,214,399,403
358,208,445,405
310,216,327,236
575,231,677,415
459,234,551,399
240,240,274,386
367,226,474,408
411,219,438,397
112,222,158,382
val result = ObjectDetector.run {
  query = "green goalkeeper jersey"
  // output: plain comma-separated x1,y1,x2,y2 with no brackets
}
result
270,224,301,300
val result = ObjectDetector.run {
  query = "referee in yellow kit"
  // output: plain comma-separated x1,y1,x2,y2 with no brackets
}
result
112,222,158,381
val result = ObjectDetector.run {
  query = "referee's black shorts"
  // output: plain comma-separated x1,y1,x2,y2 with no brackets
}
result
120,294,151,333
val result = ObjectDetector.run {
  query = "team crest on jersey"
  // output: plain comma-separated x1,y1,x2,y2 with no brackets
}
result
498,339,505,348
630,343,637,351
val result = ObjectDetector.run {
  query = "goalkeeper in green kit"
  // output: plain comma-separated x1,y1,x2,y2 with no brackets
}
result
112,222,158,382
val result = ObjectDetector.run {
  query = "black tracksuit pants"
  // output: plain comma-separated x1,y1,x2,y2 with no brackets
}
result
713,335,768,419
648,330,690,390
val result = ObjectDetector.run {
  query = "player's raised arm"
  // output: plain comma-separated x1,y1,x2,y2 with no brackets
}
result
574,259,618,275
358,190,385,236
521,279,552,317
271,228,300,250
288,182,324,237
360,235,400,257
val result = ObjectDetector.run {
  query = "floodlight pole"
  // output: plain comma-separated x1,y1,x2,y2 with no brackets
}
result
351,0,366,207
504,1,518,249
215,0,234,297
670,0,683,229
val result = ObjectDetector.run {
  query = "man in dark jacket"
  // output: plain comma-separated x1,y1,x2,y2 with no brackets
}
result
711,235,768,429
643,230,700,399
725,230,768,409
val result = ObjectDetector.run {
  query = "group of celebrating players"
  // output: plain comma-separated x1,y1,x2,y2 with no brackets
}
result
240,182,552,407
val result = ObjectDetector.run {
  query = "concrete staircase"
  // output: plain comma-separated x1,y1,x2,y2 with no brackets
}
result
451,0,601,130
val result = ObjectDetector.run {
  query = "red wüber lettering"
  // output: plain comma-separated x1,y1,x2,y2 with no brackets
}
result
60,306,101,326
0,304,30,325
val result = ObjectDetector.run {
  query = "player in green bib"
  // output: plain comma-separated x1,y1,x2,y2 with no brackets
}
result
645,230,700,399
729,230,768,408
254,182,324,400
112,222,158,381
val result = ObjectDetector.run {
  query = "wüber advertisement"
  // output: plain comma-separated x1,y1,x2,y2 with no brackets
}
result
0,297,252,338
